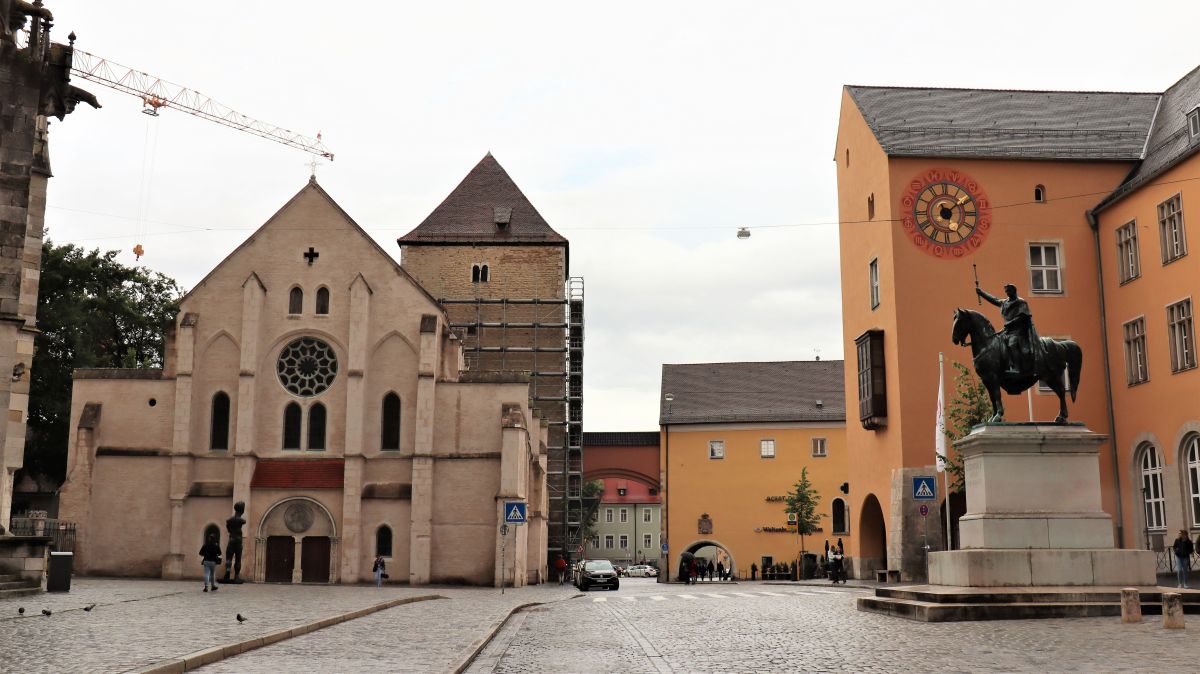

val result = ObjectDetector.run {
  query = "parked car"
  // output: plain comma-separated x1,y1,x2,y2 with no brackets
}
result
625,564,657,577
576,559,620,591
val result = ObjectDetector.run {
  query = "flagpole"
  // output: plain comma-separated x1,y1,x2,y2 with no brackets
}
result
938,352,952,551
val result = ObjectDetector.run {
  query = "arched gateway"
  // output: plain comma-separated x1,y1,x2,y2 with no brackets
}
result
255,497,338,583
675,539,736,581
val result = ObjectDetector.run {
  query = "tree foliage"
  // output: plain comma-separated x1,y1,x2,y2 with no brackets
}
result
580,479,606,540
937,361,992,493
21,241,182,485
783,467,825,554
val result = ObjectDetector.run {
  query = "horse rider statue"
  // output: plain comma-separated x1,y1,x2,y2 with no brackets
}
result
975,282,1043,377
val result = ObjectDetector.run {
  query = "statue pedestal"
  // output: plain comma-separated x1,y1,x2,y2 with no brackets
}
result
928,424,1153,586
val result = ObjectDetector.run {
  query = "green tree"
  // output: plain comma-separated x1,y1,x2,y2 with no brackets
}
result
784,467,825,554
937,361,991,493
20,241,182,485
580,479,606,541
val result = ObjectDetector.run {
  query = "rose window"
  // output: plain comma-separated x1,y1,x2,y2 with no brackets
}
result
276,337,338,397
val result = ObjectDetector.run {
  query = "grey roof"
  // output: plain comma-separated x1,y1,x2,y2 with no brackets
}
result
1097,66,1200,211
398,153,567,246
582,432,660,446
659,360,845,425
846,85,1160,160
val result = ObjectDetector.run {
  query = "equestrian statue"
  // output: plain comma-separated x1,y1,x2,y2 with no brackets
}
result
951,280,1082,423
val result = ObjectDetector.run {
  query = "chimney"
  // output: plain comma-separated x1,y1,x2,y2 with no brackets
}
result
494,206,512,229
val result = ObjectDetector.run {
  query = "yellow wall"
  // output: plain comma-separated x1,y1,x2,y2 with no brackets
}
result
661,422,849,578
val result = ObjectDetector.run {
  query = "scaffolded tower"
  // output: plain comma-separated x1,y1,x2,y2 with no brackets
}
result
398,154,584,567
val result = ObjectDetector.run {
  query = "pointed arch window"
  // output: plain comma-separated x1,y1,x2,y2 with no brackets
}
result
308,403,327,450
381,393,401,451
315,287,330,315
289,287,303,314
376,525,393,557
210,391,230,450
283,402,302,449
1139,443,1166,531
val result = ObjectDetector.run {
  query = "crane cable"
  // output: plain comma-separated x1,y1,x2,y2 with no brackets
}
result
132,112,159,260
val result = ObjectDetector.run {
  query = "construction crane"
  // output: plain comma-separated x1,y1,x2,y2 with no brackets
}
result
69,49,334,161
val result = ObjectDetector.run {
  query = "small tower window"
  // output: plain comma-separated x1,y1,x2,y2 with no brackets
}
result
1189,107,1200,139
381,392,401,451
471,265,481,283
308,403,327,450
1034,185,1046,203
283,402,302,449
845,148,850,167
288,287,303,314
210,391,230,450
479,264,489,283
376,525,393,557
315,287,330,315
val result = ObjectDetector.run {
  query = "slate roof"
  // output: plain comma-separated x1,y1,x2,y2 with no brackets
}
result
659,360,845,425
250,459,345,489
582,432,660,446
845,85,1160,160
398,153,567,245
1097,65,1200,211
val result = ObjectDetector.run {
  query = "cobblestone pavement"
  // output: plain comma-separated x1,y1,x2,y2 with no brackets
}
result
0,577,570,673
469,578,1199,673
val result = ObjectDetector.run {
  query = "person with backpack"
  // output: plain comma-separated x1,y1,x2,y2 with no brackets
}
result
199,534,221,593
1173,529,1194,588
554,554,568,585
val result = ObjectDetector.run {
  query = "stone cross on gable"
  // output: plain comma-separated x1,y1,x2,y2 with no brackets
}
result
303,247,319,265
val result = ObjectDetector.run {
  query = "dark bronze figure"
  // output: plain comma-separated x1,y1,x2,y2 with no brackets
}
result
222,501,246,583
952,283,1082,423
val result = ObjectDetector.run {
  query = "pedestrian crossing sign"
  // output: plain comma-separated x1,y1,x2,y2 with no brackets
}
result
504,501,527,524
912,476,936,501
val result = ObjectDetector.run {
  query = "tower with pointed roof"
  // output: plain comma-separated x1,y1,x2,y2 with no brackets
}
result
400,154,584,567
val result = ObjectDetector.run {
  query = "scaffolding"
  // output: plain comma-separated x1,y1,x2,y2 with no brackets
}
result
441,277,585,562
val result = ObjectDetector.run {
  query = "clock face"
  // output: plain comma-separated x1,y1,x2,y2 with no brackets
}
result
899,168,991,258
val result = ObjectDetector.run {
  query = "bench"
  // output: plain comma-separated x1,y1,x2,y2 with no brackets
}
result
875,569,901,583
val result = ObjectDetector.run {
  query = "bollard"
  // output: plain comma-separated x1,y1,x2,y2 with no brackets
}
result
1120,588,1141,623
1162,593,1185,629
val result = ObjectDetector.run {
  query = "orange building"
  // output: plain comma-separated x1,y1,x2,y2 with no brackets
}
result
835,67,1200,580
658,361,849,580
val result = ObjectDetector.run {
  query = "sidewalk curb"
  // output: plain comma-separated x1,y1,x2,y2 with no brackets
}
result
451,593,581,674
129,594,445,674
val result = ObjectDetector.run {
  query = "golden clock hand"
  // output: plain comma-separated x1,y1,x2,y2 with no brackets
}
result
949,220,960,231
957,194,970,206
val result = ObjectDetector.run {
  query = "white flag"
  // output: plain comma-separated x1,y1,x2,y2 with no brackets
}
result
935,359,946,472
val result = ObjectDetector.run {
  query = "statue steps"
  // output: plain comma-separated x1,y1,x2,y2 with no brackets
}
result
858,584,1200,622
0,573,41,598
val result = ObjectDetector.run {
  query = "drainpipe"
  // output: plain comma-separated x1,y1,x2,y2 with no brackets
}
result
1087,208,1125,548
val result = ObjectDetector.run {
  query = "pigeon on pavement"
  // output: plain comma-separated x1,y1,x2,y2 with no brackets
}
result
236,613,247,623
17,607,24,615
41,609,51,616
83,604,96,612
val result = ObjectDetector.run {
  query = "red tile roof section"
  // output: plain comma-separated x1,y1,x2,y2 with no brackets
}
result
251,459,345,489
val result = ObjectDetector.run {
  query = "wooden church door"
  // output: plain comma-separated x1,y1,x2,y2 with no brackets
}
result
265,536,295,583
301,536,331,583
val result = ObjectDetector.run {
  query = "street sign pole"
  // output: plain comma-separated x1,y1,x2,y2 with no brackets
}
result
499,523,509,594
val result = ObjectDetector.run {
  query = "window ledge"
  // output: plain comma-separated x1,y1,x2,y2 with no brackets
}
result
1170,364,1198,375
1162,253,1189,266
1127,378,1150,388
1030,290,1065,296
1118,276,1141,287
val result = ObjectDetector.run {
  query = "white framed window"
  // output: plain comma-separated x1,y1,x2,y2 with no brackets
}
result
1186,435,1200,528
1033,185,1046,203
760,439,776,458
618,535,628,550
1116,221,1141,284
590,535,599,548
1190,108,1200,138
642,509,652,523
1029,243,1063,294
869,258,880,310
619,508,628,523
643,533,652,549
709,440,725,460
1167,298,1196,373
605,508,613,523
811,437,827,457
1158,194,1187,264
604,535,614,549
1140,444,1166,531
1124,318,1148,385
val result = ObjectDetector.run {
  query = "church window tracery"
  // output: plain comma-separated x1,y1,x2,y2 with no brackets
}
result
211,391,230,450
381,392,401,451
308,403,327,450
283,402,302,449
277,337,338,397
289,287,303,314
315,287,330,315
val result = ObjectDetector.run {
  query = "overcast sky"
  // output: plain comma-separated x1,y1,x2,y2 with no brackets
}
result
42,1,1197,430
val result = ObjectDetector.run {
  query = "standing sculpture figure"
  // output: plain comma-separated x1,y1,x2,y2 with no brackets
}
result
223,501,246,583
975,283,1043,376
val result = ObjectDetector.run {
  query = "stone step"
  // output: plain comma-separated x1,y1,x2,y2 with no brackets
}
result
0,586,42,601
0,574,23,583
0,579,40,591
860,594,1200,622
877,585,1200,606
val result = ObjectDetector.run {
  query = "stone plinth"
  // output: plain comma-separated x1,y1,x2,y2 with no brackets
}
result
0,535,49,586
928,424,1155,587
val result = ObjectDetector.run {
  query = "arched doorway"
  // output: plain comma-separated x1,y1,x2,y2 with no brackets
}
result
858,494,886,577
676,539,735,582
255,497,338,583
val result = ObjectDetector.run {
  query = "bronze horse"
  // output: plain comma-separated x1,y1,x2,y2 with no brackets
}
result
951,308,1082,423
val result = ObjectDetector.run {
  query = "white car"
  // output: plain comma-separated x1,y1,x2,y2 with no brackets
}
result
625,565,658,577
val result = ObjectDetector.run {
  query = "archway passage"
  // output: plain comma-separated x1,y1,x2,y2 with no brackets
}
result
858,494,887,576
679,540,736,582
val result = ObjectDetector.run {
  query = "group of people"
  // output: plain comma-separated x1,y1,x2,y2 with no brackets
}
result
824,538,846,584
679,557,730,584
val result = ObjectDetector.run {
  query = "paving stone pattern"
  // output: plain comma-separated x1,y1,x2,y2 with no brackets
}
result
471,579,1200,673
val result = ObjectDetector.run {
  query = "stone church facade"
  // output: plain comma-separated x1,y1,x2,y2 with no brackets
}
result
58,177,549,586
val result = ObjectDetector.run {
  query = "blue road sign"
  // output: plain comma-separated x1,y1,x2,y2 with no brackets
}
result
912,476,936,501
661,542,669,554
504,501,527,524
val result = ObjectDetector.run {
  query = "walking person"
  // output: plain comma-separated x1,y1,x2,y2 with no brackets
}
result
199,534,221,593
716,560,725,582
1173,529,1194,588
750,562,758,581
554,554,568,586
707,560,715,582
373,555,387,587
